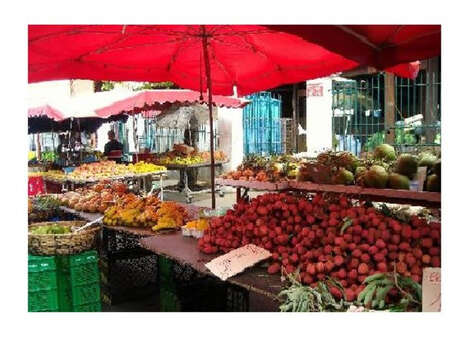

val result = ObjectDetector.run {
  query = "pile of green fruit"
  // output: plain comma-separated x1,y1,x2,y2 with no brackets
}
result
29,224,71,235
297,151,358,185
296,145,441,192
356,144,440,192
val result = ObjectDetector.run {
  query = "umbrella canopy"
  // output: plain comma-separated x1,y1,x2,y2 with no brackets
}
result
270,25,440,71
95,89,248,118
28,88,135,120
28,25,435,96
29,25,361,96
28,89,134,133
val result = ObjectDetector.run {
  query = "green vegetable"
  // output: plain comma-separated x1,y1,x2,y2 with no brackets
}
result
30,224,71,235
278,273,349,312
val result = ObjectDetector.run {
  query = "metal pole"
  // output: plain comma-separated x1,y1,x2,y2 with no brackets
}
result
201,26,216,209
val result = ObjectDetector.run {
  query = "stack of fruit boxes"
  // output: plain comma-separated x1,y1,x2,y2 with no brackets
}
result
56,250,102,312
28,255,59,312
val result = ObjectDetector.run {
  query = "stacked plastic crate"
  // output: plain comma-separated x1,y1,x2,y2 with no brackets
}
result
56,250,102,312
243,92,282,155
28,255,59,312
28,250,102,312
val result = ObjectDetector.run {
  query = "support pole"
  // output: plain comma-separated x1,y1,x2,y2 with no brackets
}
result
201,26,216,209
384,72,396,145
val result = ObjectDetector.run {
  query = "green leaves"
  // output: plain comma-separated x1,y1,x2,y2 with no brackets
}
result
278,274,349,312
357,272,422,312
340,217,353,235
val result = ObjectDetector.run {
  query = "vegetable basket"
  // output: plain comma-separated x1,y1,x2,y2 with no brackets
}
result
28,221,101,256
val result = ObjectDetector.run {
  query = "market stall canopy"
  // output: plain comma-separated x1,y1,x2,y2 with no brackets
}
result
95,89,249,118
269,25,440,72
27,88,134,133
28,88,135,120
28,25,427,96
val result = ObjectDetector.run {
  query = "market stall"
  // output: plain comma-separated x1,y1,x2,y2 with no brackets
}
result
28,25,442,313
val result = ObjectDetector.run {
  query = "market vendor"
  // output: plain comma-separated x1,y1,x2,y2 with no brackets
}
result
104,130,124,162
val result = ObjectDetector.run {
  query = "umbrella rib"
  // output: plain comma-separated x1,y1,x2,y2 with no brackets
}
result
166,39,191,72
207,42,235,83
381,25,404,48
381,28,441,49
336,25,381,51
211,33,285,75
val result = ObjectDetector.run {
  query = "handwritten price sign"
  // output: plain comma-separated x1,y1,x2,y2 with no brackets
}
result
205,244,271,281
422,267,441,312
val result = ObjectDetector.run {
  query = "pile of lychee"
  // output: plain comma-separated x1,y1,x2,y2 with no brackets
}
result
198,192,440,301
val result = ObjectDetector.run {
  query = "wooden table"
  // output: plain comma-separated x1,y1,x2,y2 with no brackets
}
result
139,232,283,311
216,178,289,202
216,178,441,208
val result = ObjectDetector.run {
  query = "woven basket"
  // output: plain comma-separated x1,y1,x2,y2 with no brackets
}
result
28,221,101,256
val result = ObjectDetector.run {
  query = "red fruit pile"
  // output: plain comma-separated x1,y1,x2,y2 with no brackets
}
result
198,193,441,300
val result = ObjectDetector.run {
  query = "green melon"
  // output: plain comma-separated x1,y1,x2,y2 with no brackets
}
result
332,168,354,185
374,144,396,161
395,154,419,178
418,152,437,167
364,165,389,189
426,174,441,192
387,173,410,190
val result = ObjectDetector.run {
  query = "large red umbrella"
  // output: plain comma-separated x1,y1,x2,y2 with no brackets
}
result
28,25,440,207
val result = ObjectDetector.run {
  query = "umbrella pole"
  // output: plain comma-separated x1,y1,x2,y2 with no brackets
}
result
202,27,216,209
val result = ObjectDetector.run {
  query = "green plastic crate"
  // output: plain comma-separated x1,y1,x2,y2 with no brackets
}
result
73,301,102,312
55,250,101,311
71,282,101,306
159,288,181,312
56,271,73,312
28,255,59,312
28,255,57,292
29,289,59,312
158,256,175,290
56,250,100,286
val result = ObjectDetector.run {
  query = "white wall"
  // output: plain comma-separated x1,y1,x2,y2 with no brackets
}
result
306,78,333,156
197,106,244,180
28,80,72,101
218,107,244,171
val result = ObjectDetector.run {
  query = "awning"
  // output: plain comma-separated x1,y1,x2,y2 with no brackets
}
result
95,89,249,118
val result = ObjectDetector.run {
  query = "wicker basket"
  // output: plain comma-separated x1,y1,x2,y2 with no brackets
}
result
28,221,101,256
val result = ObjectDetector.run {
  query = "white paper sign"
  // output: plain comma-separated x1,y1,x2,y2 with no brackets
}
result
422,267,441,312
205,244,271,281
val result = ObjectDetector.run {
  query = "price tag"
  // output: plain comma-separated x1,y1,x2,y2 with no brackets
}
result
422,267,441,312
205,244,271,281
